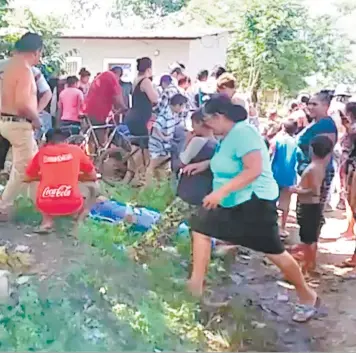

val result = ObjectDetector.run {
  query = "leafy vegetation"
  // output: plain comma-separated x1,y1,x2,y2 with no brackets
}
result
178,0,355,96
5,181,268,352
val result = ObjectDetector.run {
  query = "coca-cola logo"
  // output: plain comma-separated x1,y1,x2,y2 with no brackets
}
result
43,154,73,164
42,185,72,198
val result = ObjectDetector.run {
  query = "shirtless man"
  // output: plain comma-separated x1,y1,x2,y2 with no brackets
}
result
0,32,42,218
290,135,334,274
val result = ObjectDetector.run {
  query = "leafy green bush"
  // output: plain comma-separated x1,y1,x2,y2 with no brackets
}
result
6,181,260,351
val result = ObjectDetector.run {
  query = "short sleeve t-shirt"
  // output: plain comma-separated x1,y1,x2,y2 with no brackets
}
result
83,71,122,122
59,87,84,122
26,143,95,216
31,67,51,95
210,120,279,207
148,109,177,157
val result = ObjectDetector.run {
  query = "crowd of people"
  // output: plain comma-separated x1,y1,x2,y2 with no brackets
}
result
1,31,356,324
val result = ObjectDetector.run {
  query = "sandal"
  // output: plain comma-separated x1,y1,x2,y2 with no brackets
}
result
292,297,320,323
33,226,54,235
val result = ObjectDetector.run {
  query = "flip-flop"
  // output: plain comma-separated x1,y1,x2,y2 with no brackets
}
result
33,226,54,235
292,297,321,323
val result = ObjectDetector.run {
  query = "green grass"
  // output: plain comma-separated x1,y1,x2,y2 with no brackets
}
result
3,181,264,352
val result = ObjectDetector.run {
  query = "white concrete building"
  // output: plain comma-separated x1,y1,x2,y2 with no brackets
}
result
58,28,229,81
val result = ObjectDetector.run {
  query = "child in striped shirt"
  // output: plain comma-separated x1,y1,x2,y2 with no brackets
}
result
146,93,188,184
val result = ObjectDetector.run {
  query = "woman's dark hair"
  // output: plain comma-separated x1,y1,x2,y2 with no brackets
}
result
67,75,79,86
197,69,209,81
314,91,333,106
211,66,226,79
137,57,152,73
171,67,183,76
15,32,43,52
300,95,310,104
79,67,91,77
203,94,247,123
346,102,356,120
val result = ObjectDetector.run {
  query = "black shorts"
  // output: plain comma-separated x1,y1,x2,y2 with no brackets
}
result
297,203,322,244
190,195,284,255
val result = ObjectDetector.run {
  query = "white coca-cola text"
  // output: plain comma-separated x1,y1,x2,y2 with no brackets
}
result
42,185,72,198
43,154,73,164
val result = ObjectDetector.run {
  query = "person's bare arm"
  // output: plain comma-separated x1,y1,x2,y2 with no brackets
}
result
182,160,210,175
37,90,52,113
79,170,97,182
140,78,159,105
113,93,127,112
57,96,63,125
15,68,39,122
291,171,318,195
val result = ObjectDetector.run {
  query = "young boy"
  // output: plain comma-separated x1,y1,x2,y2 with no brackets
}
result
291,135,334,274
25,129,99,234
271,119,298,238
58,76,84,128
146,93,188,184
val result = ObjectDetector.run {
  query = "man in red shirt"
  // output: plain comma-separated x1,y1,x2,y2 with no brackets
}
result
83,67,127,143
25,128,99,234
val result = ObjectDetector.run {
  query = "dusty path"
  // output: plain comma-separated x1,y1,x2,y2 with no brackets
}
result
204,202,356,352
0,206,355,352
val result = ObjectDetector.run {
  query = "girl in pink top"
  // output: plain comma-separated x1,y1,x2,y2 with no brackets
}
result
58,76,84,127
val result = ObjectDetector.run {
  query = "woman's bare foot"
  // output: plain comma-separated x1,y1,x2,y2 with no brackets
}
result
340,255,356,268
187,279,204,297
340,230,356,240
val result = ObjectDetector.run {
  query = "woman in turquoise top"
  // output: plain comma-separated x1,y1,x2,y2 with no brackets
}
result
183,95,318,323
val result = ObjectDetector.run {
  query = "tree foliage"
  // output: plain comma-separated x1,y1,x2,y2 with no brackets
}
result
0,4,70,77
182,0,355,96
128,0,188,18
25,10,67,77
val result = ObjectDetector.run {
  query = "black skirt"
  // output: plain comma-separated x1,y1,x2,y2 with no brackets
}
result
190,194,284,255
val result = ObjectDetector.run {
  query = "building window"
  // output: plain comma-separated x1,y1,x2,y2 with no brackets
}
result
103,58,136,82
65,56,82,75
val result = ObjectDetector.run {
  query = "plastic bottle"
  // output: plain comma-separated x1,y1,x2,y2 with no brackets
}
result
177,222,190,237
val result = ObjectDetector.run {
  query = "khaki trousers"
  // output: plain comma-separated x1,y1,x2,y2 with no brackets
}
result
0,121,38,208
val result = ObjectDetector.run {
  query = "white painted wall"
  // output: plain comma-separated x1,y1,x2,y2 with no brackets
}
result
58,38,190,80
188,33,229,79
58,33,229,81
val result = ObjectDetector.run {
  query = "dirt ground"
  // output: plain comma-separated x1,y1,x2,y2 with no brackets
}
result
0,200,356,352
